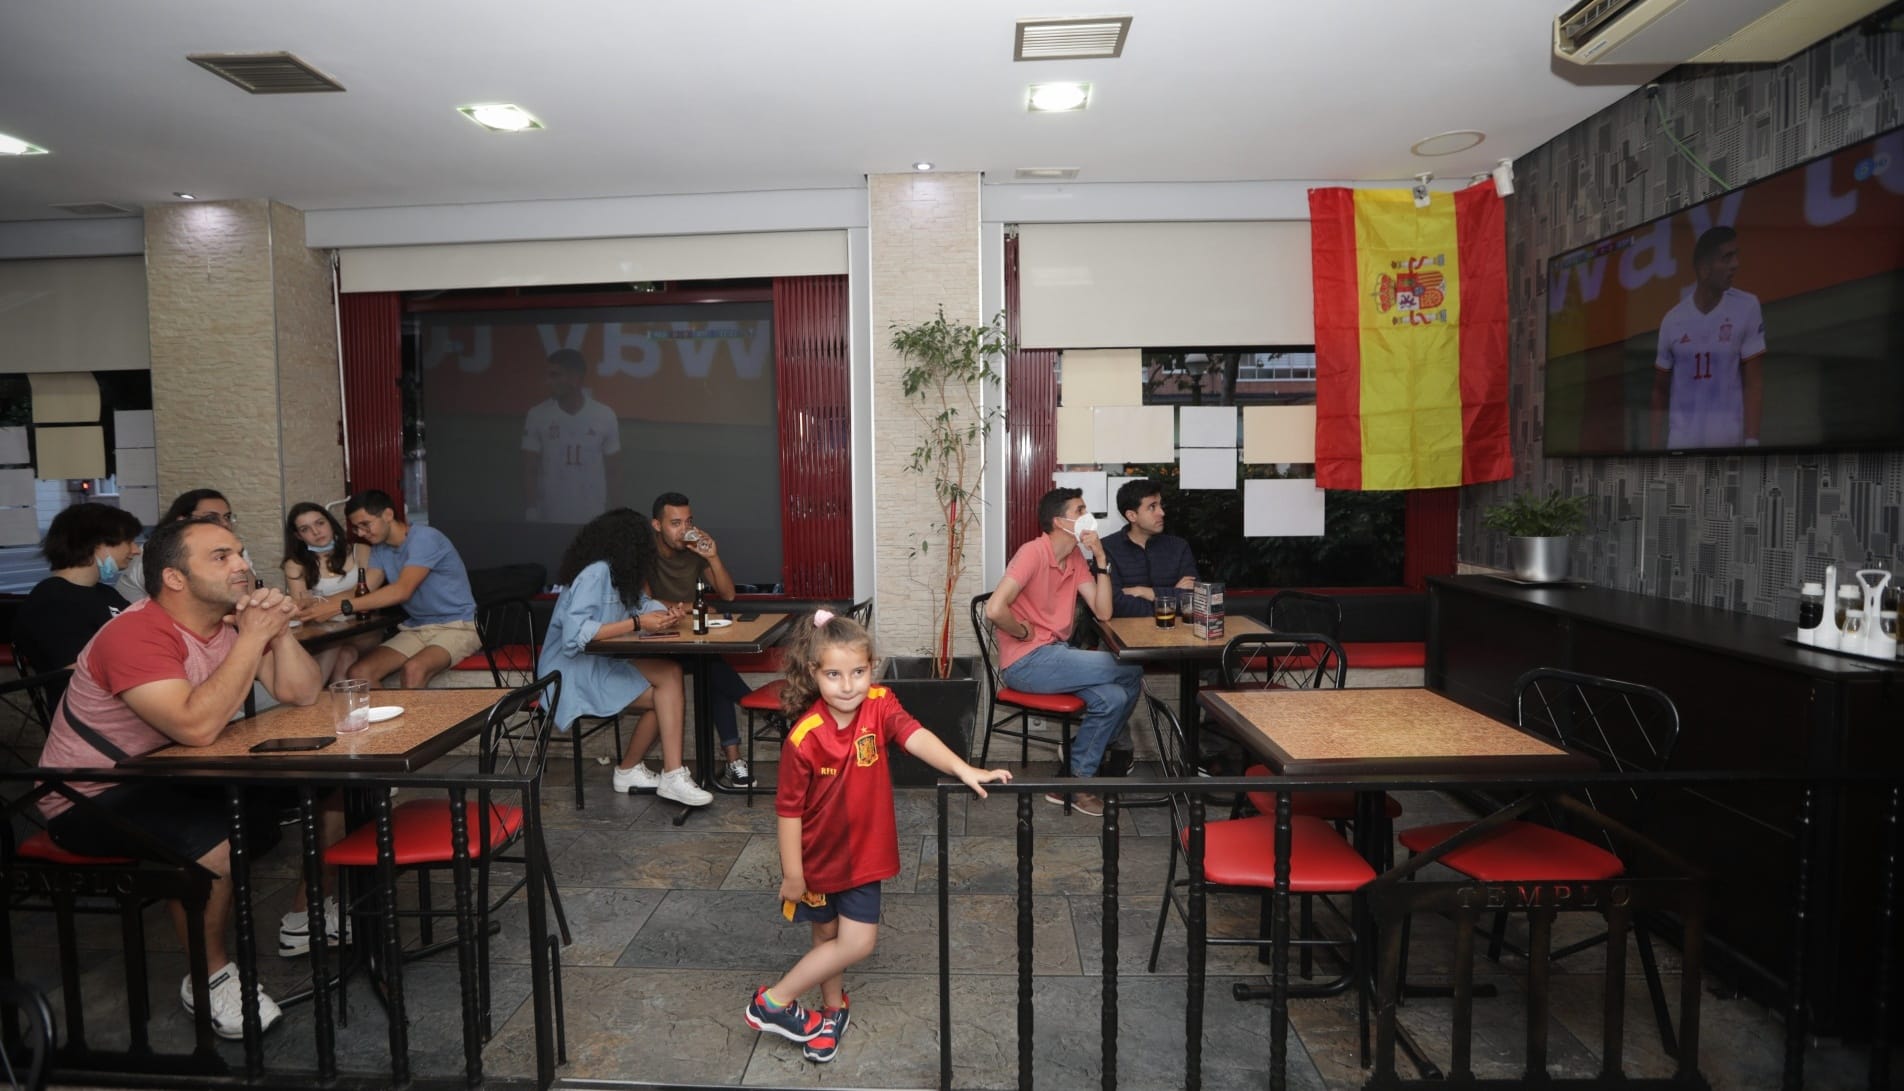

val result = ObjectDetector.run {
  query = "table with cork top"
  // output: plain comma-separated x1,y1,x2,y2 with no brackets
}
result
1095,613,1271,764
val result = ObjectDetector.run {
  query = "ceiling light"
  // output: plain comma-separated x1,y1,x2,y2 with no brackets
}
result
913,161,934,171
1027,82,1090,112
174,191,198,200
1014,167,1081,181
458,104,544,132
1411,129,1486,157
0,132,49,156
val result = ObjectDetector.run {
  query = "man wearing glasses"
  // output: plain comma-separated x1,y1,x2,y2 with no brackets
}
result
115,489,249,603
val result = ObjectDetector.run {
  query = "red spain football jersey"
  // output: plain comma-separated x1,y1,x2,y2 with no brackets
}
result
775,686,923,895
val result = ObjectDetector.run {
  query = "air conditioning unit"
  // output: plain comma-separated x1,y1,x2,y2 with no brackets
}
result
1554,0,1890,66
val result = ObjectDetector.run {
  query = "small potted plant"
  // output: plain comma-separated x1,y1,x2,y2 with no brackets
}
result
1482,490,1589,582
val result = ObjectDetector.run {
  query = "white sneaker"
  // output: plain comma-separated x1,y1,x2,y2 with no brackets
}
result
181,962,283,1040
657,767,713,807
278,896,348,957
613,762,660,794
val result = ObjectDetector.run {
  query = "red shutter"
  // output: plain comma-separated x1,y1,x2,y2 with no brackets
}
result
338,292,404,516
1005,235,1057,552
1403,486,1459,589
773,276,853,598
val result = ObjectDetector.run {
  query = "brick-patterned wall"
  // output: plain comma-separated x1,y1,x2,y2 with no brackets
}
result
146,199,342,586
869,172,983,660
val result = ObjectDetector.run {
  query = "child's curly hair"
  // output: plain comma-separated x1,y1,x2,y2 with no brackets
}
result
779,610,877,719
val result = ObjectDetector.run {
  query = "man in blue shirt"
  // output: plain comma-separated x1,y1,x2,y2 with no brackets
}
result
1099,478,1199,618
301,490,481,689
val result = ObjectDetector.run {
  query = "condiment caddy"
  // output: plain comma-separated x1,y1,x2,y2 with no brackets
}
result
1791,564,1900,664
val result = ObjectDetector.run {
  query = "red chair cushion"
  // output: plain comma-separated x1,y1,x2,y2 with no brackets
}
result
17,830,134,866
1182,815,1376,893
726,649,786,674
996,688,1087,716
323,799,524,867
740,679,787,711
1243,764,1403,821
454,644,535,672
1341,642,1426,670
1398,820,1623,882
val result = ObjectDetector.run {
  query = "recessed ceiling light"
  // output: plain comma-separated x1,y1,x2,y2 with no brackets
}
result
458,103,544,132
174,191,198,200
1027,82,1091,112
1014,166,1081,181
0,132,49,156
1411,130,1486,157
913,161,934,171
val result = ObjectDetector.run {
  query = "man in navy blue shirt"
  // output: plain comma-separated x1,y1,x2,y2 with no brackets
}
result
1099,479,1199,618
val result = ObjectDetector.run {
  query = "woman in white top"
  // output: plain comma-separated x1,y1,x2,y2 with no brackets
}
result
282,501,385,682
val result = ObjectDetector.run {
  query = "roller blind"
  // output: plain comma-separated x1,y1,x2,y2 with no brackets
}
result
1017,221,1314,349
0,255,150,372
338,230,848,293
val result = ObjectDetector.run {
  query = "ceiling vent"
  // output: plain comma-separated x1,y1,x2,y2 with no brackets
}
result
1014,16,1131,60
1013,167,1081,181
187,51,345,94
1554,0,1888,65
49,201,138,217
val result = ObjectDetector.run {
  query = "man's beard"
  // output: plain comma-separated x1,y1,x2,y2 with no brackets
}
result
187,570,247,610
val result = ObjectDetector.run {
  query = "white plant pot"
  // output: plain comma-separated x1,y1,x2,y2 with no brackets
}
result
1508,536,1571,583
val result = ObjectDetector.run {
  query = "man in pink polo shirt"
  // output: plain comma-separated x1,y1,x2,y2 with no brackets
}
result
983,487,1143,817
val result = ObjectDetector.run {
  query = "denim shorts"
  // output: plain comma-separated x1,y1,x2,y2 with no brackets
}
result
789,880,882,925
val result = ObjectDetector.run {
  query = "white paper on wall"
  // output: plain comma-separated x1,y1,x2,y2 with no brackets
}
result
113,409,155,449
1052,470,1109,515
115,446,157,488
0,427,28,465
1092,405,1176,463
1055,405,1096,465
1178,447,1238,490
28,373,100,424
1060,349,1143,407
1178,407,1239,448
33,425,105,480
1099,475,1143,535
0,506,37,547
0,469,33,507
1244,478,1327,537
1242,405,1318,464
120,485,160,526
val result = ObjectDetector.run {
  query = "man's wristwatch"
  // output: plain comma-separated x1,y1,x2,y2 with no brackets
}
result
339,598,355,617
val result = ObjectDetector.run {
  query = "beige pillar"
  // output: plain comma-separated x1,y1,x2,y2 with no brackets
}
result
144,199,343,584
868,172,983,660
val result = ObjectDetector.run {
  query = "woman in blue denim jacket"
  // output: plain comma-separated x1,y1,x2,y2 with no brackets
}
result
539,508,712,807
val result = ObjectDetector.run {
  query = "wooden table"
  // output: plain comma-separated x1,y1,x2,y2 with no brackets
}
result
1095,613,1269,762
135,688,504,772
292,612,393,652
588,612,793,786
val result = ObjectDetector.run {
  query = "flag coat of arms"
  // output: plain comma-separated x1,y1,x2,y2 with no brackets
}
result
1308,185,1512,490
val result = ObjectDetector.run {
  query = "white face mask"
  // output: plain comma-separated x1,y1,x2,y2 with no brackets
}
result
1070,512,1099,540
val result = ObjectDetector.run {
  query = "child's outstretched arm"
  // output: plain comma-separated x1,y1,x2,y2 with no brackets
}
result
776,815,807,903
903,729,1013,799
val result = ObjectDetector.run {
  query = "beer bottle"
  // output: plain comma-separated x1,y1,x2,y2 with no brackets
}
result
356,567,370,597
692,577,709,635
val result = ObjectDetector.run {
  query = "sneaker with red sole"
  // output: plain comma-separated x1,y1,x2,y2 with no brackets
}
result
802,996,850,1063
744,987,823,1042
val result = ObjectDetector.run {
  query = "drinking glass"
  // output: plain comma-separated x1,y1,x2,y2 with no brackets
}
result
330,679,371,735
1153,592,1178,629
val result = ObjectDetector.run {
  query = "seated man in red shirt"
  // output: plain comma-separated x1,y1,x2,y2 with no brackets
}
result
38,515,329,1039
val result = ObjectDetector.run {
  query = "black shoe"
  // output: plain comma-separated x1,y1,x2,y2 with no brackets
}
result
1100,748,1136,778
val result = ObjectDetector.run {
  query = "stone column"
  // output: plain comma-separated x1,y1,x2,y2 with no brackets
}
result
145,199,343,584
868,172,983,660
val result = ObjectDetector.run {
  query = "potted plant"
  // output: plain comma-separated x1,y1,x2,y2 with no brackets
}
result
1482,490,1589,582
881,307,1010,776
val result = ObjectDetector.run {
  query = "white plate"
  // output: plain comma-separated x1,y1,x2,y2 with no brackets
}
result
705,618,733,629
366,706,405,724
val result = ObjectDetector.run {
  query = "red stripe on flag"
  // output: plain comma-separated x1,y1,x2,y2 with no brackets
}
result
1308,188,1363,490
1453,185,1512,485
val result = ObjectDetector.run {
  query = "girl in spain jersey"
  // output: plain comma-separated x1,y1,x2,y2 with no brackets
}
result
1650,226,1766,450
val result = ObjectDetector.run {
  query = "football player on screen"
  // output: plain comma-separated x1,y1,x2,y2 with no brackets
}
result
521,348,623,524
1650,226,1766,451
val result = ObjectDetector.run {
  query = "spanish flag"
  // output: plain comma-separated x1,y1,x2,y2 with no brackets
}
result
1308,185,1511,490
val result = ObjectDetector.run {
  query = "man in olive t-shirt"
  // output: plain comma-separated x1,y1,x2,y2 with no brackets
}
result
650,492,749,787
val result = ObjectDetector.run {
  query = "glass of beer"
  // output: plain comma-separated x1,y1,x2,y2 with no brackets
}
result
1153,592,1178,629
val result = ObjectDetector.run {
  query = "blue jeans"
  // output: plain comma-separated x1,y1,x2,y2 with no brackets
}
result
1000,642,1143,777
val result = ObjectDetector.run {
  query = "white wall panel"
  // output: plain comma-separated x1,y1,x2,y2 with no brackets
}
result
338,229,848,293
0,256,149,372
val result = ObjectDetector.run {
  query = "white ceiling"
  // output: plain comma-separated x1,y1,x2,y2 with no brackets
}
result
0,0,1660,224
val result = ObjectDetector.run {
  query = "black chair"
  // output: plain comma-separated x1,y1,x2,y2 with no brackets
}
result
0,666,66,767
325,672,571,1042
1262,589,1343,643
1397,668,1684,1051
970,592,1085,769
740,599,872,806
0,978,54,1091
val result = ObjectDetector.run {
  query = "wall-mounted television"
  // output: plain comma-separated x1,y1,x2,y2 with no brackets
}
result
1543,127,1904,456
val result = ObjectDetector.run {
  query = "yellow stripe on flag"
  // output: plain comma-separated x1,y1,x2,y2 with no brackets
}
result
1353,190,1464,490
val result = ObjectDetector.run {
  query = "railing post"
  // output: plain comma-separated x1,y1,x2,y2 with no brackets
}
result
938,785,952,1091
1016,790,1034,1091
1100,792,1119,1091
1187,793,1206,1090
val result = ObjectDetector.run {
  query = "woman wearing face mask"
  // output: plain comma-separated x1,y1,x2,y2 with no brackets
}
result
281,501,384,682
12,502,145,687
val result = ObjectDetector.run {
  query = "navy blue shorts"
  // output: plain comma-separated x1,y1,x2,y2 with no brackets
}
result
789,881,882,925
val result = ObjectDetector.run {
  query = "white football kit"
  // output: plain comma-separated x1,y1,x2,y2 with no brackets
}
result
1654,288,1765,449
521,393,621,523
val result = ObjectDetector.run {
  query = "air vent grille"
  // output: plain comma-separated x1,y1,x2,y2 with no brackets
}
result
188,51,345,94
50,202,138,217
1015,17,1131,60
1013,167,1081,181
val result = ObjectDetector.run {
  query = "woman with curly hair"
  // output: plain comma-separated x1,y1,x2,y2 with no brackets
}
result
537,508,710,807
